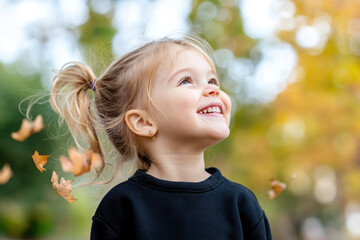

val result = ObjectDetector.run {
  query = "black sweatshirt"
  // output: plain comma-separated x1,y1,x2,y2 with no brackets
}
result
91,167,273,240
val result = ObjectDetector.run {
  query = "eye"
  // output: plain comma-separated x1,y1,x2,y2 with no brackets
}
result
179,76,192,85
208,78,219,86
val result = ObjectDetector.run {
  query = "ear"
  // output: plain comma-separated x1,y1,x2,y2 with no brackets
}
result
124,109,158,137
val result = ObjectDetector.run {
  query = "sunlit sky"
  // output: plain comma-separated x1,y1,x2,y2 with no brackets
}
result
0,0,300,103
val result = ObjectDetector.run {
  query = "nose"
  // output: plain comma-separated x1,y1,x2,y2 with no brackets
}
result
203,84,220,97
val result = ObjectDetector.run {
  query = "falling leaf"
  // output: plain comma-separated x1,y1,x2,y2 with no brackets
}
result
60,148,104,176
89,151,104,170
32,115,44,133
0,163,13,185
267,179,287,200
51,171,76,203
11,119,32,141
32,151,50,172
11,115,44,142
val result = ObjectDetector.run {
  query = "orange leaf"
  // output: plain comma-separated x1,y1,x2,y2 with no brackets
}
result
0,163,13,185
90,151,103,170
11,115,44,142
51,171,76,203
32,115,44,133
32,151,50,172
60,148,104,176
267,179,287,200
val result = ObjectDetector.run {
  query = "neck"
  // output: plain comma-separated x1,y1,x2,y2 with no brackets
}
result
145,151,210,182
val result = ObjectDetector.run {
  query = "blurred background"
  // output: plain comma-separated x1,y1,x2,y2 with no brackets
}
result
1,0,360,239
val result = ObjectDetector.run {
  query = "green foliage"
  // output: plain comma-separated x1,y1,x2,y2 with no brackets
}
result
79,9,116,75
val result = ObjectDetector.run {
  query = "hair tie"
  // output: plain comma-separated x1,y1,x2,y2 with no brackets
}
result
91,80,96,91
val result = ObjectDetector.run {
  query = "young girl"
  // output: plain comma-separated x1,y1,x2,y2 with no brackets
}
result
51,35,273,240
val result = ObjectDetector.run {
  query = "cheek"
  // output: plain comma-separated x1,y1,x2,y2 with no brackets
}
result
152,92,195,121
220,91,232,125
180,96,196,109
170,90,196,110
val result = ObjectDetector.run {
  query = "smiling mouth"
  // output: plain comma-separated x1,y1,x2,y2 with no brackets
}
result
198,106,222,114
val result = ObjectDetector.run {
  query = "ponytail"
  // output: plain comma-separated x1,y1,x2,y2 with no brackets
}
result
50,63,103,171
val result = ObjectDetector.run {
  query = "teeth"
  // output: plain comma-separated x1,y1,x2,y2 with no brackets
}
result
199,106,221,114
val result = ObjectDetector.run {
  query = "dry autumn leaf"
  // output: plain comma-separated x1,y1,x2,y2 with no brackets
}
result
0,163,13,185
11,115,44,142
60,148,104,176
32,151,50,172
51,171,76,203
267,179,287,200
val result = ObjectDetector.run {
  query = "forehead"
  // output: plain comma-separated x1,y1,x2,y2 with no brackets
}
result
155,44,215,82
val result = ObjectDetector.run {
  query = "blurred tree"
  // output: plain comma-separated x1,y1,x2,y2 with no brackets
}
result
79,8,116,75
0,65,60,237
0,4,117,239
190,0,360,239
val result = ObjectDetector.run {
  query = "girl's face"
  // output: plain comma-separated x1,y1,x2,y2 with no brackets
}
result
150,46,231,149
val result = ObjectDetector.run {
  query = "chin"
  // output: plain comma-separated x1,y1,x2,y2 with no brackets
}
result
209,128,230,143
190,130,230,150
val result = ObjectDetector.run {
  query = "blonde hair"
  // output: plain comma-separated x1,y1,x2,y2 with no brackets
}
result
50,34,217,184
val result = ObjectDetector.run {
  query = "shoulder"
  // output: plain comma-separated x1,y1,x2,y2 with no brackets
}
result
222,177,261,202
93,180,138,219
222,178,265,225
100,180,134,202
223,180,273,239
91,180,138,239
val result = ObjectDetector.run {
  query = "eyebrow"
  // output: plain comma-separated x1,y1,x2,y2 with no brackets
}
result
167,67,217,83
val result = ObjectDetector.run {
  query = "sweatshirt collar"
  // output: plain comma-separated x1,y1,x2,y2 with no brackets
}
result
129,167,225,192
